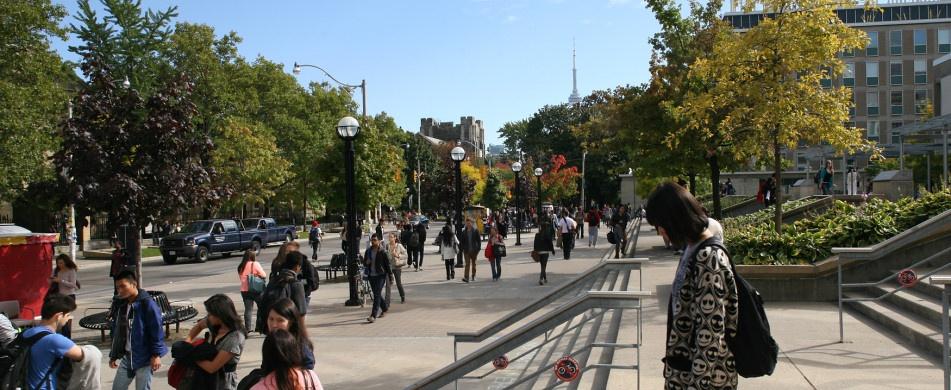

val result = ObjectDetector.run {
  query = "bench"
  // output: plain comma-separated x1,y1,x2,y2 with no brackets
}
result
78,290,198,342
316,253,348,280
0,300,36,329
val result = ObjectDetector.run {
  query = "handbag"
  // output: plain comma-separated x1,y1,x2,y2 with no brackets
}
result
531,251,540,262
607,231,618,245
247,274,266,295
484,244,493,260
493,243,507,258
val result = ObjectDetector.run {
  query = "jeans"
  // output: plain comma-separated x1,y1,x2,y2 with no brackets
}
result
385,268,405,305
112,355,152,390
414,249,424,269
588,226,598,247
539,253,549,281
310,241,320,258
241,291,260,331
409,249,420,268
489,256,502,280
464,251,478,280
444,259,455,280
368,275,388,318
561,233,573,259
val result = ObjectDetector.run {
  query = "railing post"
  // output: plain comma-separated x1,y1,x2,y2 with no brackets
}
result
943,284,950,390
838,257,844,343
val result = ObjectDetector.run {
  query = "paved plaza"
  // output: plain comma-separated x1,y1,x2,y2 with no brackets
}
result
68,224,944,389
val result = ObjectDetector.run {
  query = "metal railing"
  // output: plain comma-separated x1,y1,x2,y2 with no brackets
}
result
930,275,951,390
407,291,651,390
837,245,951,342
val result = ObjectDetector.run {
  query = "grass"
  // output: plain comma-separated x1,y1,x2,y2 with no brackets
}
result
142,247,162,258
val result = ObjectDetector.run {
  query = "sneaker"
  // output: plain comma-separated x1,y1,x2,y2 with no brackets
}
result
401,296,405,303
462,278,469,283
367,316,375,323
379,312,386,318
471,277,476,282
539,279,544,285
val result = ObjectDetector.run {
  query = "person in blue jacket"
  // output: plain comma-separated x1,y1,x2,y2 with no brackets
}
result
109,270,168,390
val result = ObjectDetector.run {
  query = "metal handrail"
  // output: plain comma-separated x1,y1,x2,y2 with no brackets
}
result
929,275,951,390
407,291,650,390
623,216,643,258
448,258,646,344
837,244,951,342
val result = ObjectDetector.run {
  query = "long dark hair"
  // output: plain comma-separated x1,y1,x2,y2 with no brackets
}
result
55,253,78,270
645,182,708,247
203,294,245,335
261,329,303,390
440,224,453,246
238,249,256,274
268,298,313,350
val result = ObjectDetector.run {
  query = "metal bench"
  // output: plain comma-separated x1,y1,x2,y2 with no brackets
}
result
316,253,348,280
78,290,198,342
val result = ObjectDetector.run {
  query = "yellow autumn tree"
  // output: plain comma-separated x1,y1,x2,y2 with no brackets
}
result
682,0,878,233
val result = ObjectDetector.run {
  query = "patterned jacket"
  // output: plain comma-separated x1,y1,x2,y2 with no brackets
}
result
664,243,739,390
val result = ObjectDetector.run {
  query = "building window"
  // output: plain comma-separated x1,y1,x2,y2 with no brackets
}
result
891,122,902,144
915,89,928,114
891,91,903,116
866,62,879,86
890,30,903,55
844,62,855,86
867,91,879,116
914,59,927,84
890,61,902,85
843,48,855,57
867,31,879,56
820,67,832,88
914,29,926,54
939,29,950,53
867,120,880,140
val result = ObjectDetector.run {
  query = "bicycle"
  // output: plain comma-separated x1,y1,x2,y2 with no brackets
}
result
356,264,372,307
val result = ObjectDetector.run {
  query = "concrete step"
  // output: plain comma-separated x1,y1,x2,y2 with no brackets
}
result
871,284,951,326
845,291,944,359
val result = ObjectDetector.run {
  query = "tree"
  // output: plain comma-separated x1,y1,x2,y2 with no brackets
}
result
0,0,73,200
540,155,581,204
55,54,218,282
481,169,508,211
211,118,291,211
683,0,874,232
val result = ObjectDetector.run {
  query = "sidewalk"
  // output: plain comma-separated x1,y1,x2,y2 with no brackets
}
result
78,225,945,389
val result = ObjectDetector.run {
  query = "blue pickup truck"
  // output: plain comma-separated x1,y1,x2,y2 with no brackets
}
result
159,218,296,264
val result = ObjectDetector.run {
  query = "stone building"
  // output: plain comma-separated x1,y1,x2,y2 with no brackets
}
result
419,116,485,158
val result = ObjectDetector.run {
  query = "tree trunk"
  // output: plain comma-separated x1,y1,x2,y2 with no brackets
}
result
688,174,697,195
773,139,783,234
709,154,722,220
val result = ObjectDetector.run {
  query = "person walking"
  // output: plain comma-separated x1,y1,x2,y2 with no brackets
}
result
486,226,504,281
459,218,482,283
184,294,247,390
386,232,407,304
256,252,308,332
819,159,835,195
611,205,631,259
109,271,167,390
49,253,79,338
364,234,393,323
262,298,315,371
399,224,415,269
250,329,323,390
574,208,585,240
646,182,738,389
555,210,577,260
586,207,601,248
413,222,427,271
308,221,322,260
438,224,459,281
533,222,555,285
238,249,267,334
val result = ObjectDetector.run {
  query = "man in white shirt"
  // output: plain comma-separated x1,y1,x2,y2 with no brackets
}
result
555,210,577,260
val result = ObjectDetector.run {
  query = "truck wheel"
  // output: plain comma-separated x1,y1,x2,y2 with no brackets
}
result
162,255,177,265
285,233,294,243
252,240,262,255
195,245,210,263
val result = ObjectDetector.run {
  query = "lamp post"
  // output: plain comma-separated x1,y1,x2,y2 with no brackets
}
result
534,167,544,227
293,62,367,119
337,116,362,307
511,161,523,246
451,146,466,268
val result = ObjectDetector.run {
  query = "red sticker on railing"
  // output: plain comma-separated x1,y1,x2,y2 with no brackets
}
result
553,356,580,382
492,355,509,370
898,269,918,288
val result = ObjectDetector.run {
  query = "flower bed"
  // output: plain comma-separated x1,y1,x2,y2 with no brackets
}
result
725,189,951,265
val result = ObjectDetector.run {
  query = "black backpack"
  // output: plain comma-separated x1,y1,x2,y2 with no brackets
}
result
0,330,57,390
409,232,420,248
709,242,779,378
309,228,320,242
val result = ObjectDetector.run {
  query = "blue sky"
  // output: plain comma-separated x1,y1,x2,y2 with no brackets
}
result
50,0,662,145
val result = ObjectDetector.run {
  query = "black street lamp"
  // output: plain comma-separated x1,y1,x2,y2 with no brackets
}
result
511,161,523,246
451,146,466,268
534,167,544,227
337,116,362,307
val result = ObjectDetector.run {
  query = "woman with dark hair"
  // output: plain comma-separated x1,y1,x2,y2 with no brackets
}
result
49,253,79,337
646,182,739,389
532,222,555,285
269,242,300,280
238,249,267,333
186,294,247,390
263,298,315,371
437,223,459,281
251,330,323,390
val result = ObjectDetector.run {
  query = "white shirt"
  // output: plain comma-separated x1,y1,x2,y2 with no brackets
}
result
556,217,577,234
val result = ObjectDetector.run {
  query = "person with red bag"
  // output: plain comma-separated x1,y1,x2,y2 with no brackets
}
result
486,226,505,281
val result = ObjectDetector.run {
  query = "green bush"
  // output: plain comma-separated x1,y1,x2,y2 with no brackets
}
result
724,189,951,265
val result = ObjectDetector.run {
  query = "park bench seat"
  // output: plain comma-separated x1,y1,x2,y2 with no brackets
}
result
78,290,198,342
316,253,348,280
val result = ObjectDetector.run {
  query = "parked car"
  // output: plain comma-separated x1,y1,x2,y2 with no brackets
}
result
160,219,265,264
240,218,298,245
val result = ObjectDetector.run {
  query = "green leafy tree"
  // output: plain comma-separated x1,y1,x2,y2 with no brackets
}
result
0,0,72,200
481,169,508,211
211,118,291,210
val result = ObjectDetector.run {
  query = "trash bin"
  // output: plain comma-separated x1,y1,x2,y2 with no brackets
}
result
0,224,58,319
